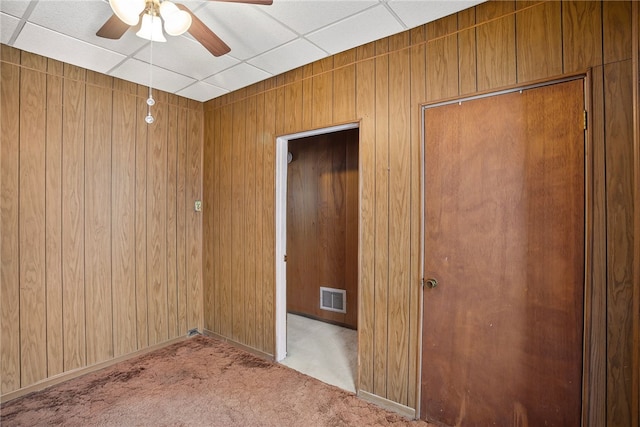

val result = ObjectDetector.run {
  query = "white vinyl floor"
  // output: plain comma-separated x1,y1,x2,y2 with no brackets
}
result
280,313,358,393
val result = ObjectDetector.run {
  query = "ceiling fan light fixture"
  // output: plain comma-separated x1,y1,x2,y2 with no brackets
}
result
109,0,146,26
136,13,167,42
159,1,192,36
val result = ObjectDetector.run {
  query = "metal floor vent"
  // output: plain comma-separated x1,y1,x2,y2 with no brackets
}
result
320,287,346,313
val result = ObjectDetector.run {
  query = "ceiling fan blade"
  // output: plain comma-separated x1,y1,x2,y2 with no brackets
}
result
96,14,130,39
177,4,231,57
209,0,273,5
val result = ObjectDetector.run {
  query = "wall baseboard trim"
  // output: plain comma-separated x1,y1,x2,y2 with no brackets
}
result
0,335,188,404
357,390,417,420
201,329,274,361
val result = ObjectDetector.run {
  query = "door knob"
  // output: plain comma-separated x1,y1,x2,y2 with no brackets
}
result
425,278,438,289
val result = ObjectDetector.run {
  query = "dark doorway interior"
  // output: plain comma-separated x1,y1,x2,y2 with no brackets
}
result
286,127,359,329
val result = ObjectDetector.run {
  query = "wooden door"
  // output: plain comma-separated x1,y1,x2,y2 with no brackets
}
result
421,79,585,426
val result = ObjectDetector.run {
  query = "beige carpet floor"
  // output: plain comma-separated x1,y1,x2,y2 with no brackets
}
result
1,335,432,426
281,314,358,393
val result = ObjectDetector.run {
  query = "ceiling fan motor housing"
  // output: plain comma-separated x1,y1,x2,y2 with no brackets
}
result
98,0,273,56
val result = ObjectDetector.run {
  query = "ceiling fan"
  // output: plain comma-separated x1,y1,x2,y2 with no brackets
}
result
96,0,273,57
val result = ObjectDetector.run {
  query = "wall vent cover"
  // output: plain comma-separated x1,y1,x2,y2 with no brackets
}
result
320,287,346,313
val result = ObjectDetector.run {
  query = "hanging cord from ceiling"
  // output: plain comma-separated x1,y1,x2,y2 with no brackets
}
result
145,22,155,125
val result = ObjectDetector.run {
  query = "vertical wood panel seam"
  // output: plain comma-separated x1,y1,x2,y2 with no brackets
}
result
56,68,63,374
177,112,180,333
110,87,115,359
457,13,461,95
473,8,479,96
230,108,234,336
18,59,22,387
514,1,519,82
311,71,315,128
175,108,179,331
185,112,189,333
632,3,640,425
255,110,259,344
199,109,204,329
386,53,391,399
165,112,169,340
82,79,87,366
250,105,255,339
59,73,64,371
332,67,336,123
259,102,264,348
259,101,264,349
243,104,247,342
560,1,565,75
134,99,139,349
372,57,378,395
180,108,183,333
165,116,169,338
599,1,606,71
44,68,49,378
174,110,179,335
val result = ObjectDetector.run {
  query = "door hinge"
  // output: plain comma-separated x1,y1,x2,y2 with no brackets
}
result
583,110,587,130
284,254,287,262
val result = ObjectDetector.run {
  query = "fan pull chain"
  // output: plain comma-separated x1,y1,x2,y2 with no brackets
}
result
145,17,155,125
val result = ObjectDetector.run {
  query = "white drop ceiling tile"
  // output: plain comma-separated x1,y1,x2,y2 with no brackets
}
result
176,81,228,102
109,58,195,93
1,12,20,44
27,0,146,55
13,22,126,73
134,36,240,80
261,0,377,35
388,0,486,29
248,38,327,76
0,0,31,18
203,62,271,93
185,1,297,60
306,4,405,55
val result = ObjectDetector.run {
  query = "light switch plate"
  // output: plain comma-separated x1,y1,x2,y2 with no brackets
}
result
194,200,202,212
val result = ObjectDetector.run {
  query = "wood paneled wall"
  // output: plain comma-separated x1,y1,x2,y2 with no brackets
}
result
286,129,358,328
203,1,639,424
0,46,203,397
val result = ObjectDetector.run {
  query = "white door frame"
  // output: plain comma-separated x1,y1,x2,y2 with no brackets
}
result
274,122,360,362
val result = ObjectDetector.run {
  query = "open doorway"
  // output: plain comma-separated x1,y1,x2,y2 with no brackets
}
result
275,123,359,392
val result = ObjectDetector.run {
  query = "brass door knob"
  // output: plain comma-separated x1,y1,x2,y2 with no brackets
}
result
425,278,438,289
